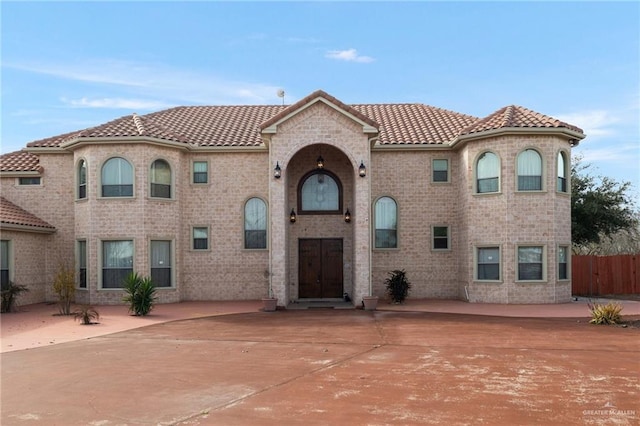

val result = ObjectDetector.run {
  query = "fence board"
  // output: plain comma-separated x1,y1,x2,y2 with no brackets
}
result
572,254,639,296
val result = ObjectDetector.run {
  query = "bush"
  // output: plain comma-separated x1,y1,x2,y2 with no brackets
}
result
53,263,75,315
123,272,157,316
385,269,411,304
73,305,100,325
1,281,29,313
588,301,623,325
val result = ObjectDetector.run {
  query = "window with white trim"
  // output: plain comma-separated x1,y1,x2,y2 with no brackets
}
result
517,149,543,191
432,226,450,250
193,161,208,184
557,152,568,193
517,246,544,281
102,240,133,289
374,196,397,249
476,246,500,280
476,152,499,193
150,159,171,198
150,240,172,287
78,159,87,199
192,227,209,250
244,198,267,249
558,246,569,280
102,157,133,197
432,159,449,183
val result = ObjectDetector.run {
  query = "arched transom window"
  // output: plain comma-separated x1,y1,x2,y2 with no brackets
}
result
150,159,172,198
77,159,87,199
244,198,267,249
102,157,133,197
517,149,542,191
374,196,398,249
476,152,500,193
298,170,342,213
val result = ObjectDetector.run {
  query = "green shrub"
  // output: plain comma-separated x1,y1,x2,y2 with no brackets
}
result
588,301,623,325
1,281,29,313
73,305,100,325
122,272,157,316
385,269,411,304
53,263,75,315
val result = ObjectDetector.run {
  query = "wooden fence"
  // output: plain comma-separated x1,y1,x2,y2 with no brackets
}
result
572,254,640,296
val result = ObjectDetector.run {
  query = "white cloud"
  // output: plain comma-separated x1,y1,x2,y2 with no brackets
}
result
61,97,173,110
573,143,639,164
555,110,620,139
325,48,374,63
5,59,283,105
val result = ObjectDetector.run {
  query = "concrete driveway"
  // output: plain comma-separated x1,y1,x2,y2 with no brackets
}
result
1,301,638,425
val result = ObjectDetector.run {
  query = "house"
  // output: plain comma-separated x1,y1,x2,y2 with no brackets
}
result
0,90,584,307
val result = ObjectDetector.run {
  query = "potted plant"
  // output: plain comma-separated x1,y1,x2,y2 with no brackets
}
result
362,295,379,311
385,269,411,304
262,269,277,312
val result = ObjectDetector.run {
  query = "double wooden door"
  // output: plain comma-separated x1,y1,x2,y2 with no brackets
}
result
298,239,343,299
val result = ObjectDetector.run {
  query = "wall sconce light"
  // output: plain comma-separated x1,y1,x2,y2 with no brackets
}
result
274,162,281,179
289,208,297,223
358,161,366,177
344,208,351,223
316,155,324,169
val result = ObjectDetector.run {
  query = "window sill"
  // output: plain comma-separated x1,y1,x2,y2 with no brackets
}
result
515,190,547,194
515,280,548,284
473,280,502,284
473,191,502,197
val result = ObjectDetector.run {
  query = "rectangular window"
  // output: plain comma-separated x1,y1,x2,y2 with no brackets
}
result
432,159,449,183
557,176,567,193
150,240,172,287
558,246,569,280
151,183,171,198
102,240,133,289
1,240,10,289
18,177,41,185
477,177,499,193
102,185,133,197
518,176,542,191
518,246,544,281
77,240,87,289
432,226,449,250
477,247,500,280
193,161,208,184
193,227,209,250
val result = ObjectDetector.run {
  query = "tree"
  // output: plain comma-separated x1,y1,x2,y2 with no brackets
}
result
571,158,639,252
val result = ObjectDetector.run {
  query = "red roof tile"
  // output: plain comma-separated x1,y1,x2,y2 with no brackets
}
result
21,93,584,150
0,151,43,173
462,105,583,135
0,197,56,232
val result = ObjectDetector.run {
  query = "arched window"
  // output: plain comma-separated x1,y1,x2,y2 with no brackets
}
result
298,170,342,213
101,157,133,197
374,196,397,249
77,159,87,199
476,152,499,193
244,198,267,249
150,159,171,198
557,152,568,192
517,149,542,191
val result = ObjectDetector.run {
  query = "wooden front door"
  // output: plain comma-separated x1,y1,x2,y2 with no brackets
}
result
299,239,343,299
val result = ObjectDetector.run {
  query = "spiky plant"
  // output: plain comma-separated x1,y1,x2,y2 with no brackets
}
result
385,269,411,304
73,305,100,325
1,281,29,313
122,272,157,316
588,301,623,325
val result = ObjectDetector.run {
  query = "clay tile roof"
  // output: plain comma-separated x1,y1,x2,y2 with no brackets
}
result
0,151,43,173
462,105,584,135
19,94,584,150
260,90,379,131
0,197,56,232
352,104,478,145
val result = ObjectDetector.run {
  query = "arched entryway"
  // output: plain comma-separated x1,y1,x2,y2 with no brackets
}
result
286,144,355,301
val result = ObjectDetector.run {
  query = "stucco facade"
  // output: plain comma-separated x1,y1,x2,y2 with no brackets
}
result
0,90,584,307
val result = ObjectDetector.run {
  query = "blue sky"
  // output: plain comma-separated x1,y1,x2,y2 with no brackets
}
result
2,1,638,200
